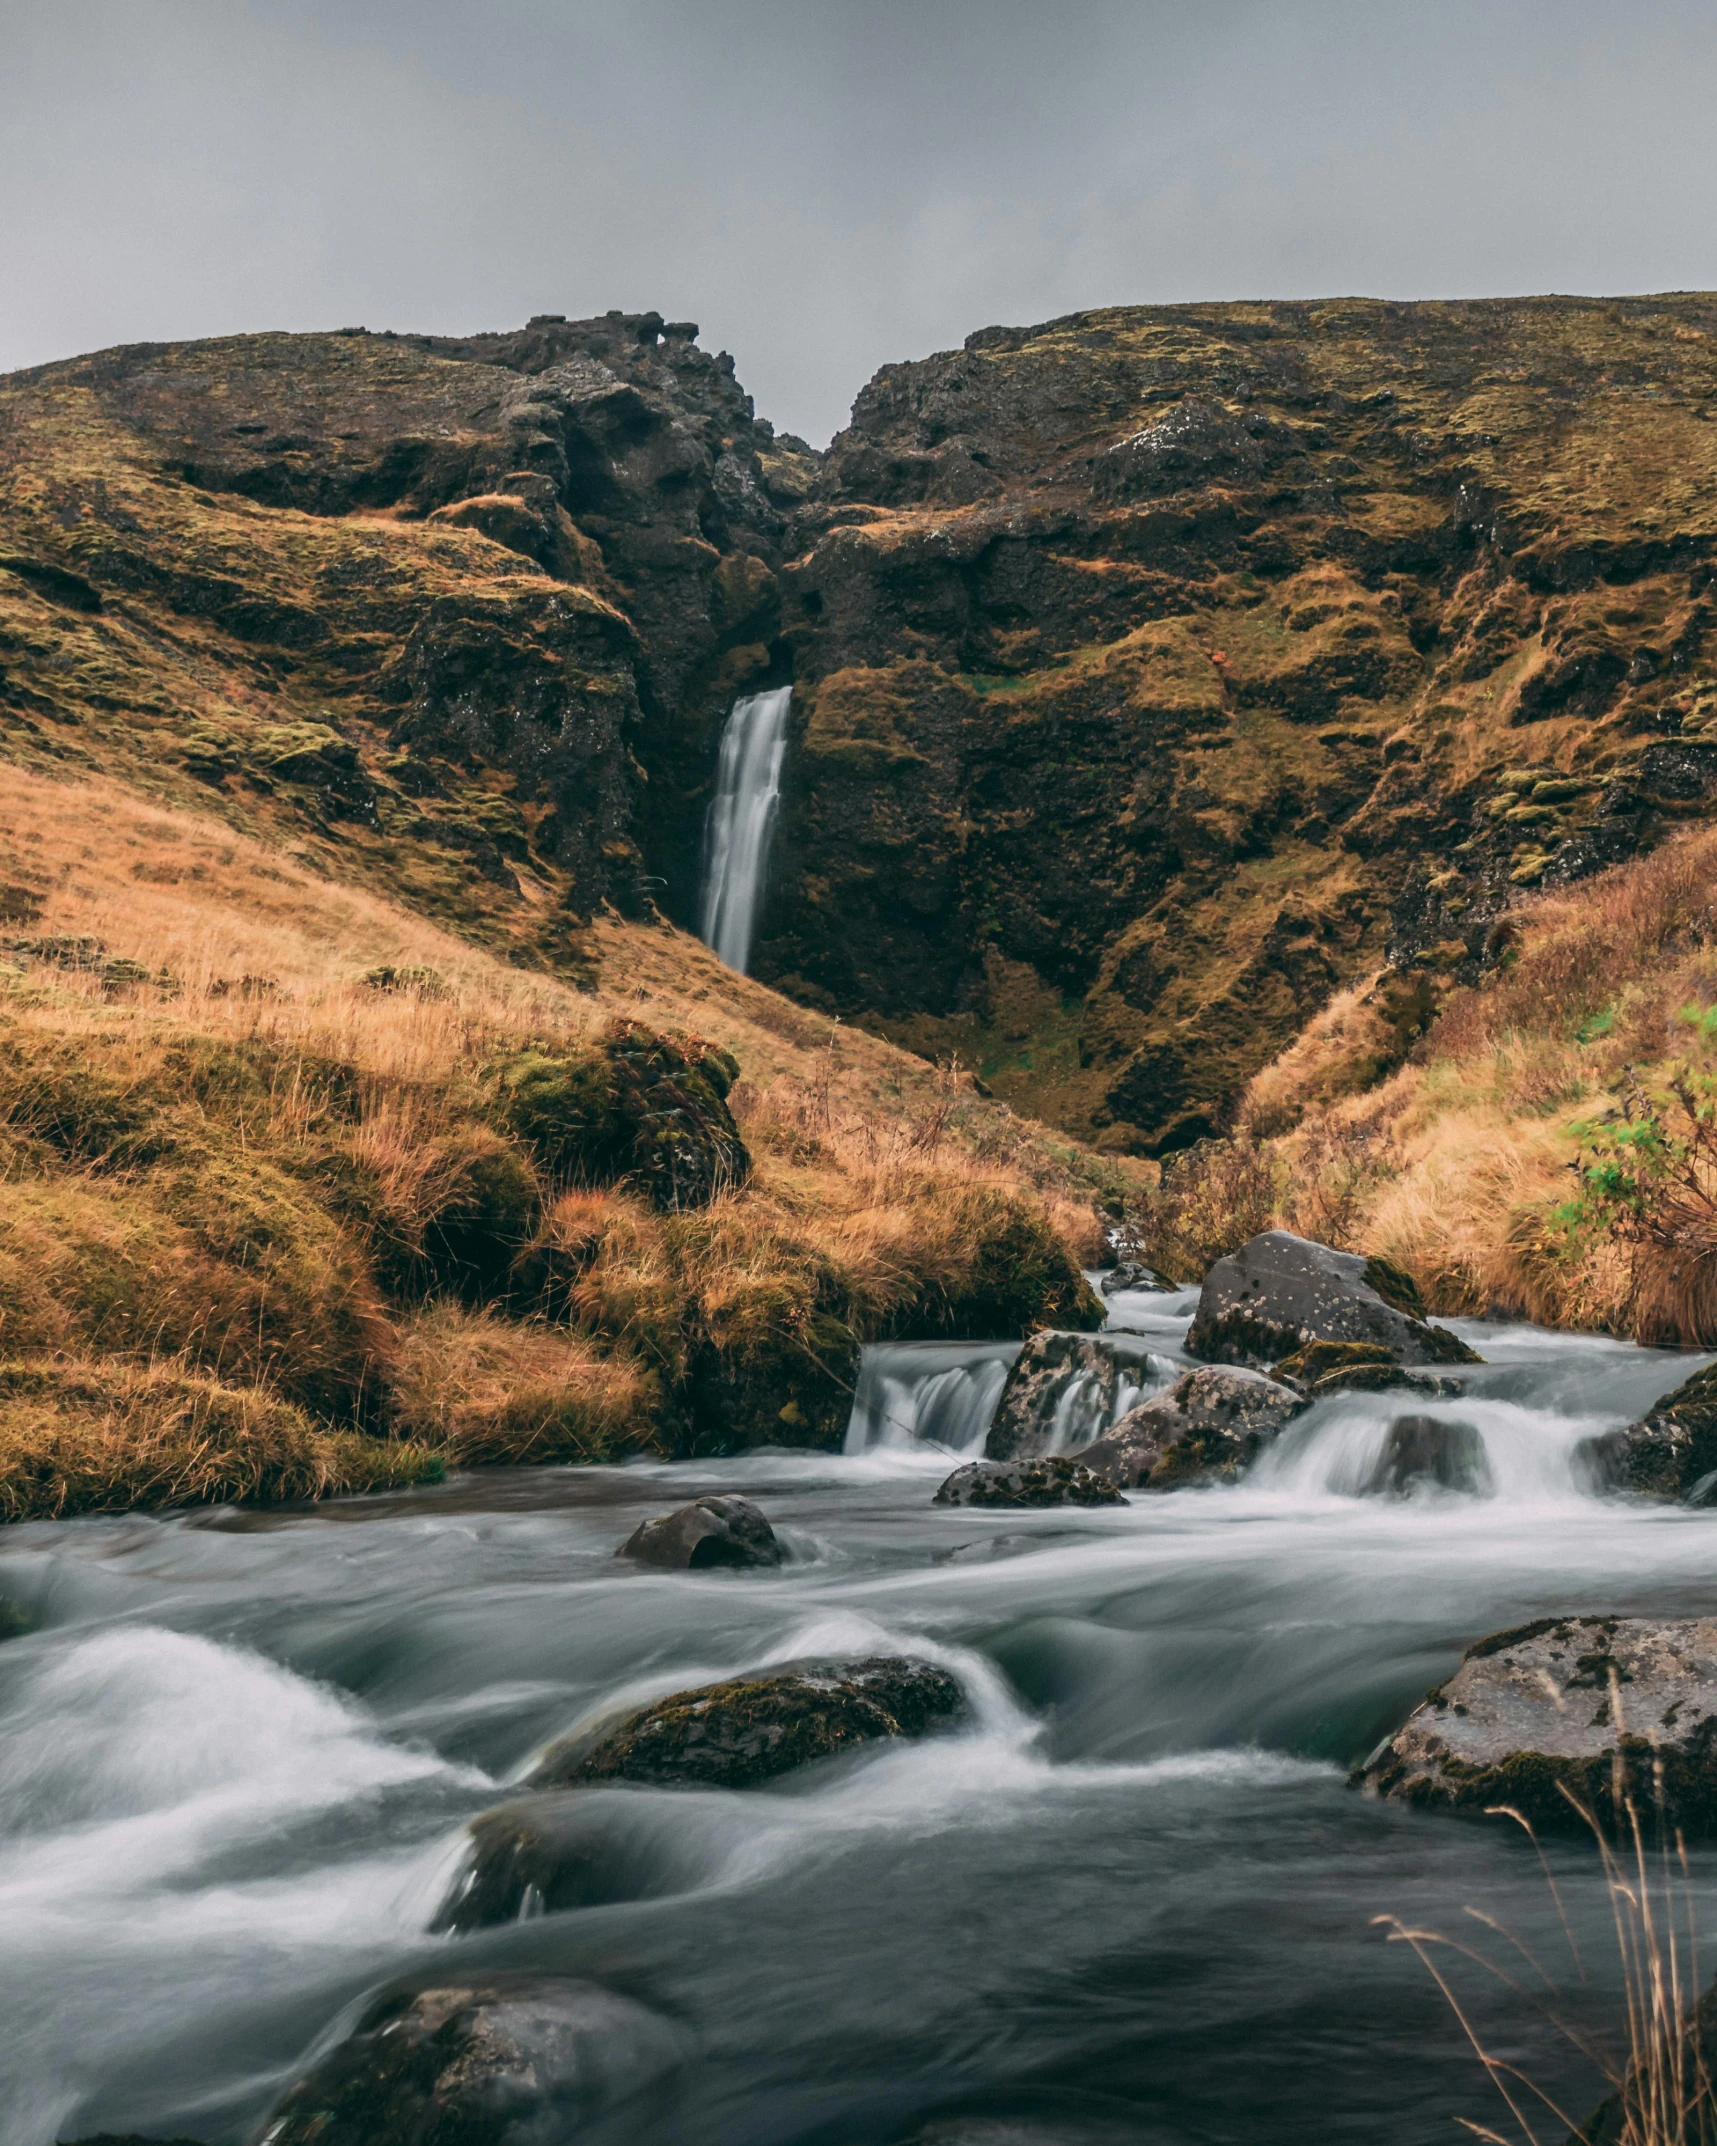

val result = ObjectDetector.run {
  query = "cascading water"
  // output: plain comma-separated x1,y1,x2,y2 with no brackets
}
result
7,1296,1717,2145
698,685,792,973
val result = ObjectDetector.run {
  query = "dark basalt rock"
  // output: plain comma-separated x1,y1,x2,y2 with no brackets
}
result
617,1493,781,1570
1363,1414,1493,1496
1186,1231,1480,1370
529,1657,966,1791
934,1456,1126,1508
258,1974,678,2145
1078,1365,1303,1489
984,1332,1122,1461
1603,1361,1717,1500
1098,1261,1174,1296
431,1793,700,1933
1357,1615,1717,1831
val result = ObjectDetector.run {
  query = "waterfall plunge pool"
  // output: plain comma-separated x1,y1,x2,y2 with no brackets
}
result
2,1301,1713,2145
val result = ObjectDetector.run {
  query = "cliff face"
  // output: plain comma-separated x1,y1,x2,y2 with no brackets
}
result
0,312,813,961
5,298,1717,1154
761,296,1717,1149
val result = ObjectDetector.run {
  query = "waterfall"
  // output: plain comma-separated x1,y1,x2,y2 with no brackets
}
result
699,686,792,973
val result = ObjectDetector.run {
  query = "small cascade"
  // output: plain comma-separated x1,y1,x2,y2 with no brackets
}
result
1248,1388,1610,1503
699,686,793,973
844,1341,1021,1456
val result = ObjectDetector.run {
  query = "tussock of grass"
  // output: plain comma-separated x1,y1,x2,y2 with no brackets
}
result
0,1358,439,1522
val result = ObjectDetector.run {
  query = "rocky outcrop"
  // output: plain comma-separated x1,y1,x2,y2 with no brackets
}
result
934,1456,1126,1507
983,1332,1123,1460
1362,1414,1492,1496
529,1657,965,1791
1601,1361,1717,1500
1359,1615,1717,1830
617,1494,781,1569
1185,1232,1480,1369
1078,1365,1303,1489
259,1975,679,2144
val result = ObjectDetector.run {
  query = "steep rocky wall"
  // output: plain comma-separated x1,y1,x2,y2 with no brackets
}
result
756,296,1717,1150
5,297,1717,1153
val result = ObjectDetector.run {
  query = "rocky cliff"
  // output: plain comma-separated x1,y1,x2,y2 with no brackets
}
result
5,297,1717,1152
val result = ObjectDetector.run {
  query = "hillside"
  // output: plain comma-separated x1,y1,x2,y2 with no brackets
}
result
0,759,1120,1517
5,298,1717,1170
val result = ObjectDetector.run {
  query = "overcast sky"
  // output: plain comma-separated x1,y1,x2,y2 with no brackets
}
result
4,0,1716,443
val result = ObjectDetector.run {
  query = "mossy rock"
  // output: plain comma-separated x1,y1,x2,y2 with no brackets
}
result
1613,1362,1717,1499
934,1455,1126,1507
491,1020,748,1211
530,1656,966,1791
1274,1339,1400,1385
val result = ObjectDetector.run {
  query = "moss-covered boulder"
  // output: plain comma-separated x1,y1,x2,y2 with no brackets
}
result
491,1020,747,1210
1357,1615,1717,1831
983,1332,1121,1461
1606,1361,1717,1500
258,1976,679,2145
934,1456,1126,1508
431,1793,701,1933
529,1657,965,1791
1274,1339,1462,1400
1079,1365,1304,1489
1186,1231,1480,1370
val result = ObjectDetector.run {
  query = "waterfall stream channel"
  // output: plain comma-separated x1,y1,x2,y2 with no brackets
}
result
5,1289,1717,2144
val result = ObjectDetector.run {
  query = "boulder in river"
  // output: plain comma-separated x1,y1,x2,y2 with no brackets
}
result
1358,1615,1717,1829
1185,1231,1480,1370
984,1332,1121,1460
259,1974,678,2144
1597,1361,1717,1501
1273,1338,1461,1400
1363,1414,1493,1496
1078,1365,1303,1489
432,1792,696,1932
934,1456,1127,1508
1099,1261,1174,1296
0,1596,34,1641
617,1493,781,1569
529,1656,965,1791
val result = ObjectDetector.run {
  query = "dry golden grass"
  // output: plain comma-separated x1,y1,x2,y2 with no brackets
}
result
0,759,1124,1513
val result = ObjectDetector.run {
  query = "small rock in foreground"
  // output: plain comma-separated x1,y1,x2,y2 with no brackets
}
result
1186,1231,1480,1370
934,1456,1127,1508
259,1975,678,2145
1358,1615,1717,1830
1079,1366,1303,1489
530,1656,965,1791
618,1493,781,1570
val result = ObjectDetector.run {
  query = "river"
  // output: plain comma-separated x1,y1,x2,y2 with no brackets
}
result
3,1288,1714,2145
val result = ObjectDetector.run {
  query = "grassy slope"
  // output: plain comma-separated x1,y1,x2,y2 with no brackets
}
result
0,760,1134,1520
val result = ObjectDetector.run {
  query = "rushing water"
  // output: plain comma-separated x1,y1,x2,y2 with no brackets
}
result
699,685,792,973
5,1297,1717,2145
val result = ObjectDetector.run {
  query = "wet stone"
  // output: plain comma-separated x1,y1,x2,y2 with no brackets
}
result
1186,1230,1480,1371
934,1456,1127,1508
258,1974,679,2145
529,1656,966,1791
617,1493,781,1570
984,1332,1122,1461
1099,1262,1174,1296
1363,1414,1493,1496
1358,1614,1717,1831
1601,1361,1717,1500
432,1792,702,1933
1079,1366,1303,1490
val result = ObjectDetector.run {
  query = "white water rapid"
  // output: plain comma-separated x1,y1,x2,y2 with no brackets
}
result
699,685,792,973
5,1288,1717,2145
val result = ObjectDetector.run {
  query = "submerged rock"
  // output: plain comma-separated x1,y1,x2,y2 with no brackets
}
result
1358,1615,1717,1829
984,1332,1121,1460
934,1456,1127,1508
1078,1366,1303,1489
259,1975,678,2144
0,1596,34,1641
1099,1262,1174,1296
1601,1361,1717,1500
432,1793,700,1933
529,1656,965,1791
1363,1415,1493,1496
617,1494,781,1570
1186,1231,1480,1371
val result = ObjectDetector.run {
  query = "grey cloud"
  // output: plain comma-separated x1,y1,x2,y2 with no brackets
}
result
3,0,1714,442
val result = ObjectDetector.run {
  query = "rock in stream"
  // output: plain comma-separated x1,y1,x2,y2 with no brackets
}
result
1186,1231,1479,1371
934,1456,1127,1508
617,1493,781,1569
1078,1366,1303,1489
